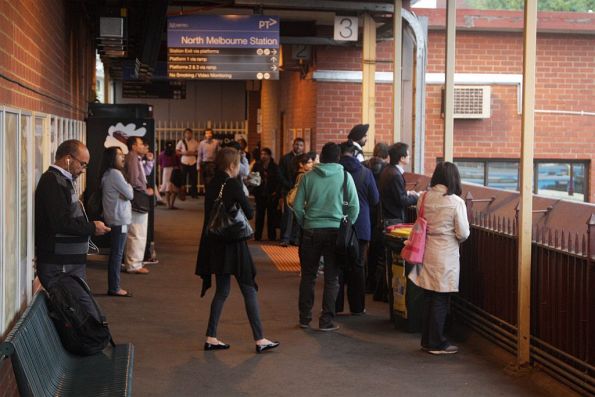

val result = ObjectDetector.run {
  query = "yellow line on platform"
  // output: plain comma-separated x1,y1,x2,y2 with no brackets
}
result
259,244,301,272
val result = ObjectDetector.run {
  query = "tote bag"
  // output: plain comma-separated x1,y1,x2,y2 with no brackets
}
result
400,192,427,265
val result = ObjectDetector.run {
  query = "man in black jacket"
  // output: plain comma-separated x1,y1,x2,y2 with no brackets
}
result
35,140,111,307
279,138,304,246
379,142,419,224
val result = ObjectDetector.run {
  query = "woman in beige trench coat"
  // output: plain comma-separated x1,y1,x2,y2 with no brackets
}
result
409,162,470,355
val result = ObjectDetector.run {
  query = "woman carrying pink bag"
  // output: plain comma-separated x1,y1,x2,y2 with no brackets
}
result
408,162,470,355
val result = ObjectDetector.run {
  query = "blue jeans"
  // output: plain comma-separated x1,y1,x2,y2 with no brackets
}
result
108,225,128,293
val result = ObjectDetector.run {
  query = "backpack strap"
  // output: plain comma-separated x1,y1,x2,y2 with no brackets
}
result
342,171,349,216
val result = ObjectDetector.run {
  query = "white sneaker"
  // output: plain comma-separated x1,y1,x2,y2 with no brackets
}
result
428,345,458,355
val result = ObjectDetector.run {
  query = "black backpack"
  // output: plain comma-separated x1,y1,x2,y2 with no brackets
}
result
86,187,103,221
46,275,115,356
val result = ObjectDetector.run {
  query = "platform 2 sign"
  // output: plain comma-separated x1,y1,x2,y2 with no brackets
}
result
167,15,280,80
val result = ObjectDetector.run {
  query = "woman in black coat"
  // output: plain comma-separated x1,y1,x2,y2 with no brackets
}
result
196,147,279,353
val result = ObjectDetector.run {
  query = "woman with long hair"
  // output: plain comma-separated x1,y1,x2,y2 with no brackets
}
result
100,146,134,297
408,162,470,354
196,147,279,353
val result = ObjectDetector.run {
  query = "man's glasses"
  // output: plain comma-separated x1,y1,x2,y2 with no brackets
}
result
70,155,88,169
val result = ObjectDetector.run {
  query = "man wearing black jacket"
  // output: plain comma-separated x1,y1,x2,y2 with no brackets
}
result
379,142,419,224
35,140,110,306
279,138,304,246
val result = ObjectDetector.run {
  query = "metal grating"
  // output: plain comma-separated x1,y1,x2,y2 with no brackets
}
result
259,244,301,272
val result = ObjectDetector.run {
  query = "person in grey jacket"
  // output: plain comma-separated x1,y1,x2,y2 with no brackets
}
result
101,146,134,297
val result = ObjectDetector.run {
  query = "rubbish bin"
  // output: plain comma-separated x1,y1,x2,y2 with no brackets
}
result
384,231,424,333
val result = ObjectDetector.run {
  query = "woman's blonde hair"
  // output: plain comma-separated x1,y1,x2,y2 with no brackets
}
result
215,147,241,171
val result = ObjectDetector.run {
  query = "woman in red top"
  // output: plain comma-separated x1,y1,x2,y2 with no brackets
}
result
158,141,181,209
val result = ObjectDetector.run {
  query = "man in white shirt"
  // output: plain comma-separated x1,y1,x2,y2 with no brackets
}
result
176,128,199,198
197,128,220,189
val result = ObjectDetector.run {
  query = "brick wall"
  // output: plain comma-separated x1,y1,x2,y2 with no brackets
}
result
310,21,594,201
313,40,396,152
426,30,595,201
0,0,94,120
278,71,317,154
0,359,17,397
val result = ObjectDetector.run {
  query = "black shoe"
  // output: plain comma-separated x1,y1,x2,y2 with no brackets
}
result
204,342,230,351
256,341,280,353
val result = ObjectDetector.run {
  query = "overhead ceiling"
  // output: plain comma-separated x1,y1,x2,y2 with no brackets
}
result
79,0,402,80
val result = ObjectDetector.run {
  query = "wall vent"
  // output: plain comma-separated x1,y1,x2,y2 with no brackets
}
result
100,17,124,38
442,86,491,119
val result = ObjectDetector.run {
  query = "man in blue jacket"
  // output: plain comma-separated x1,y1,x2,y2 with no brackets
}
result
293,143,359,331
337,141,379,315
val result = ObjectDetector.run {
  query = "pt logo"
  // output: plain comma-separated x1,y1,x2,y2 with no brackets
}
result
258,18,277,30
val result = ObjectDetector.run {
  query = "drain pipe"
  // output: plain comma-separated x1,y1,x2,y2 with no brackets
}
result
535,109,595,116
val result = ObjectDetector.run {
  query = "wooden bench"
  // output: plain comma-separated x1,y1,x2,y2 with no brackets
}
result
0,293,134,397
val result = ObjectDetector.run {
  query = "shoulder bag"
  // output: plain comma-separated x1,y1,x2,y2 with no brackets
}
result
207,179,254,241
131,188,150,213
335,171,359,266
400,192,427,265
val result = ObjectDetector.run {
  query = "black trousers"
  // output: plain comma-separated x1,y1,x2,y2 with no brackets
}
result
255,198,277,241
206,274,264,341
298,228,340,327
336,240,369,314
181,164,198,197
421,289,451,349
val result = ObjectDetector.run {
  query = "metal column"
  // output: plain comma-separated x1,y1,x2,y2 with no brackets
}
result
393,0,403,143
443,0,456,162
362,13,376,154
517,0,538,368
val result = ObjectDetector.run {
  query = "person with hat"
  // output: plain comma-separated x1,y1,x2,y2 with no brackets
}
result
347,124,369,162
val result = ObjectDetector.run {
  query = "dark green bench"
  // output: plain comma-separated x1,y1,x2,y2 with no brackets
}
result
0,292,134,397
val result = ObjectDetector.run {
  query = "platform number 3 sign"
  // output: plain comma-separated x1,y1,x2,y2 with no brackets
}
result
334,16,358,42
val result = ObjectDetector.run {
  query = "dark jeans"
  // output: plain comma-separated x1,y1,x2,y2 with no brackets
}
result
421,289,451,349
108,225,128,293
201,162,216,191
280,197,298,243
37,263,100,322
181,164,198,197
336,240,369,314
206,274,264,341
255,198,277,241
298,228,340,327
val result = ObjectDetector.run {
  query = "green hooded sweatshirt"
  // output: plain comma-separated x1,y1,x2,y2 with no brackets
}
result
293,163,359,230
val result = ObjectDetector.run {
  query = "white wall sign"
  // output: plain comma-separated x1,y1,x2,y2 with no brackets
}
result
334,16,358,41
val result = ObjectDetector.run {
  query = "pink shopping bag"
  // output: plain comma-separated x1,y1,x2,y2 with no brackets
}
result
400,192,427,265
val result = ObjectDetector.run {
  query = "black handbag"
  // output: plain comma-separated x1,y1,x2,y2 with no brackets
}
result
131,188,150,213
207,180,254,241
335,171,359,266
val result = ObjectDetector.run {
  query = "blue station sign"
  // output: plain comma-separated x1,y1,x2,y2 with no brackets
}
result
167,15,280,80
168,15,280,49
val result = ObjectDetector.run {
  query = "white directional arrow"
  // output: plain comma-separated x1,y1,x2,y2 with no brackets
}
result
270,56,278,63
271,49,278,55
270,65,278,71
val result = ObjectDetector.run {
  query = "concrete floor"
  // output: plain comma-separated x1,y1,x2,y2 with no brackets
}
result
86,199,575,397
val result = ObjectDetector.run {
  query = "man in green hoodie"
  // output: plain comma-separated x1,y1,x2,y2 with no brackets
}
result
293,142,359,331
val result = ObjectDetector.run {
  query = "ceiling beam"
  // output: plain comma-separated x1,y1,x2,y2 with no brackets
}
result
234,0,395,13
